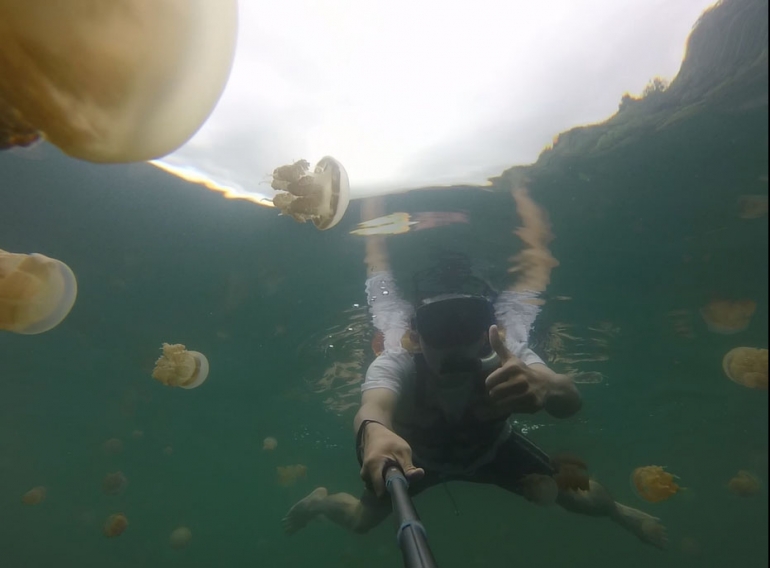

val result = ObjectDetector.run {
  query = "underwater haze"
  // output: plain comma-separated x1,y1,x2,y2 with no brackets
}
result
0,0,768,567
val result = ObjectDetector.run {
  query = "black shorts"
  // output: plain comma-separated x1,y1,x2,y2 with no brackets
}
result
361,430,555,507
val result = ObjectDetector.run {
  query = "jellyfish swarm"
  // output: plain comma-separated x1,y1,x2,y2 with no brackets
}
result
727,470,762,496
152,343,210,389
277,464,308,487
722,347,768,389
21,486,46,505
169,526,192,549
700,299,756,334
102,471,128,495
631,465,681,503
0,1,237,162
104,513,128,537
271,157,351,230
262,437,278,451
0,250,77,334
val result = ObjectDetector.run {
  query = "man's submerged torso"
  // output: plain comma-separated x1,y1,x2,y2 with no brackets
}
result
392,354,509,473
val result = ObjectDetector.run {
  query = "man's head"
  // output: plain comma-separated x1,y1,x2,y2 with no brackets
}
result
414,294,498,377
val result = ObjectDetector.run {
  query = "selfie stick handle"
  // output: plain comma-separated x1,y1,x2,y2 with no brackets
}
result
384,465,439,568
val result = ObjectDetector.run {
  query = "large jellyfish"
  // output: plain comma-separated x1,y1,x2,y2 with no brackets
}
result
271,157,351,230
151,343,210,389
699,299,756,334
0,0,237,162
630,465,682,503
0,249,77,334
722,347,768,389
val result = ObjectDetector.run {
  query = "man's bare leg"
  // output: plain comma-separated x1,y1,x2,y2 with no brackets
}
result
556,480,668,549
282,487,390,535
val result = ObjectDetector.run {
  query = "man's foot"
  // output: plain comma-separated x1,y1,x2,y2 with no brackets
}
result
282,487,328,535
612,503,669,550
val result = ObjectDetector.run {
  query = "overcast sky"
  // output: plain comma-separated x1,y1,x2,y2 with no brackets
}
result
155,0,716,202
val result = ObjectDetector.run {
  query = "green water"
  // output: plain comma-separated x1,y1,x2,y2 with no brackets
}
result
1,2,768,567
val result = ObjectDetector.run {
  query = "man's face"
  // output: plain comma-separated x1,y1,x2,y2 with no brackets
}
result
419,330,488,378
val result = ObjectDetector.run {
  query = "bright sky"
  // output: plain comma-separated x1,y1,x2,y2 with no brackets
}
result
155,0,716,202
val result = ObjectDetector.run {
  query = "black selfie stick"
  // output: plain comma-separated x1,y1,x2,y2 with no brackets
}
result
384,464,439,568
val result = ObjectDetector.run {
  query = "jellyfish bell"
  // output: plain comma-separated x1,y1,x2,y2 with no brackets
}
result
630,465,681,503
152,343,210,389
21,486,46,505
727,470,762,496
271,157,351,230
262,437,278,451
169,526,192,549
722,347,768,389
0,0,237,162
699,299,756,334
104,513,128,537
0,250,77,334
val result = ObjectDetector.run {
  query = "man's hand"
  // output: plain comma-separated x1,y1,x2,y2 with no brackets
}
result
360,422,424,496
481,324,549,419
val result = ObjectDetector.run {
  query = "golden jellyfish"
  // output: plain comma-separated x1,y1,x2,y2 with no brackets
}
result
631,465,681,503
271,157,351,230
169,526,192,549
727,470,762,496
103,437,123,455
277,464,308,487
263,437,278,451
163,445,174,456
152,343,210,389
738,195,768,219
0,249,77,334
104,513,128,538
102,471,128,495
700,299,756,334
0,1,237,162
520,474,558,506
551,454,590,492
21,486,46,505
722,347,768,389
131,429,144,440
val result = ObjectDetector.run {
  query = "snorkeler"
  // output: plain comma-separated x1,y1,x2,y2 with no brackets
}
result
282,218,668,551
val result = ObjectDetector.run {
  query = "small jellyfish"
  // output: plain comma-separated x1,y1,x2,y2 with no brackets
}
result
163,446,174,456
520,474,558,506
700,299,756,334
103,438,123,455
277,464,308,487
727,470,762,496
0,1,237,162
263,437,278,451
271,157,350,230
722,347,768,389
0,249,78,334
131,429,144,440
21,486,46,505
680,537,702,557
102,471,128,495
550,454,590,492
169,526,192,549
630,465,681,503
152,343,210,389
104,513,128,538
737,195,768,219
